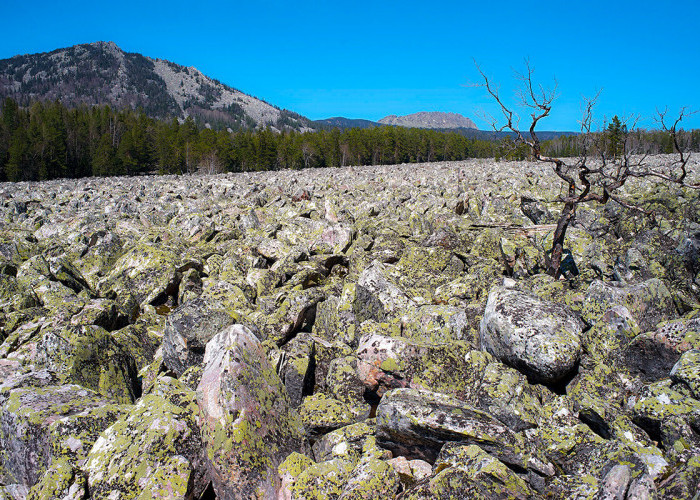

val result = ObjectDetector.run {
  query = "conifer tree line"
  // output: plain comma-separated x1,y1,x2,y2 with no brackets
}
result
0,98,698,182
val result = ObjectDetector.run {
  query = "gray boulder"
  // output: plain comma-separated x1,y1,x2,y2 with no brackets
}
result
582,278,678,333
480,286,584,384
624,317,700,381
161,296,236,377
376,388,526,465
0,384,109,488
84,383,207,499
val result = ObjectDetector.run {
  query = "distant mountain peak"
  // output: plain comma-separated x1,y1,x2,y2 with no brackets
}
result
379,111,477,130
0,42,312,131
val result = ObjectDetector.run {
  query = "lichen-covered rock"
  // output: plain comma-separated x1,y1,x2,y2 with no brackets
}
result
196,324,305,498
0,384,109,487
26,458,87,500
630,381,700,452
35,324,139,403
3,156,700,500
73,230,124,290
386,456,431,489
277,452,315,500
111,311,164,371
257,287,326,346
624,317,700,381
399,304,471,343
457,350,545,431
48,403,129,466
161,296,235,377
657,452,700,499
311,422,374,463
338,456,401,500
356,261,415,316
289,458,354,500
581,305,640,364
312,285,359,347
299,393,357,438
582,278,678,333
97,242,182,315
480,286,584,384
84,389,207,500
0,274,39,312
355,333,471,399
392,244,465,303
376,388,525,465
404,444,534,500
276,332,315,408
325,355,368,413
671,349,700,399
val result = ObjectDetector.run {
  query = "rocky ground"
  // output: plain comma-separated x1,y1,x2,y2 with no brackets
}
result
0,157,699,499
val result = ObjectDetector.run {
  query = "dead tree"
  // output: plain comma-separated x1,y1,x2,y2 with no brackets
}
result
476,61,697,278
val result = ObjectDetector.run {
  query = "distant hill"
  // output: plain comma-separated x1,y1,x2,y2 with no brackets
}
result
312,116,574,141
312,117,382,130
0,41,313,131
379,111,478,130
450,128,576,141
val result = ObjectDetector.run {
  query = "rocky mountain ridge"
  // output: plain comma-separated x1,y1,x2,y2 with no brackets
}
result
0,41,311,131
379,111,478,129
0,157,699,498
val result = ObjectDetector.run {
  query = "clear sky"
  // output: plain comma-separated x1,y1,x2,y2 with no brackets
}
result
1,0,698,131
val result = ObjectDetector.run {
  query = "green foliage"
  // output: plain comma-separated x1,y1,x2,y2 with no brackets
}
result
606,115,627,159
1,97,698,182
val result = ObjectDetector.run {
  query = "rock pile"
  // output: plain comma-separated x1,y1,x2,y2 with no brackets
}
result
1,157,699,499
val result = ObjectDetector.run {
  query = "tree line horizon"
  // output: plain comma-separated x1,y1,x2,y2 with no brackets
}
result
0,98,698,182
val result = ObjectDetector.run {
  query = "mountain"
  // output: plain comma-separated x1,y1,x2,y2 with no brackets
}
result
311,117,382,130
379,111,478,130
0,41,312,131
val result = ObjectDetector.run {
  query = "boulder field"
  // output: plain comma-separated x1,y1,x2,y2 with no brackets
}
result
1,157,700,499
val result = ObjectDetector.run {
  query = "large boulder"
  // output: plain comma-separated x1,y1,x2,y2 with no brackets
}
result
375,388,526,465
97,242,182,316
582,278,678,333
0,384,110,488
84,377,207,499
624,317,700,381
161,296,236,377
403,444,534,500
480,286,584,384
197,324,305,498
36,325,139,404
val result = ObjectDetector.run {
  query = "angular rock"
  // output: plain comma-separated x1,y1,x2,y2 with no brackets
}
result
161,296,235,377
26,458,88,500
97,242,181,315
0,384,109,487
277,452,315,500
299,393,357,438
197,324,305,498
582,278,678,333
84,379,207,499
355,333,470,398
597,464,631,500
404,444,533,500
376,388,525,464
289,458,354,499
624,317,700,381
257,287,326,346
671,349,700,399
36,324,139,403
338,457,400,500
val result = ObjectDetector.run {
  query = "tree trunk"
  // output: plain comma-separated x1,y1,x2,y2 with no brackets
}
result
547,201,576,278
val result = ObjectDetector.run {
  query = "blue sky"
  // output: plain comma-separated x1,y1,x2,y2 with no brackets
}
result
1,0,698,131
